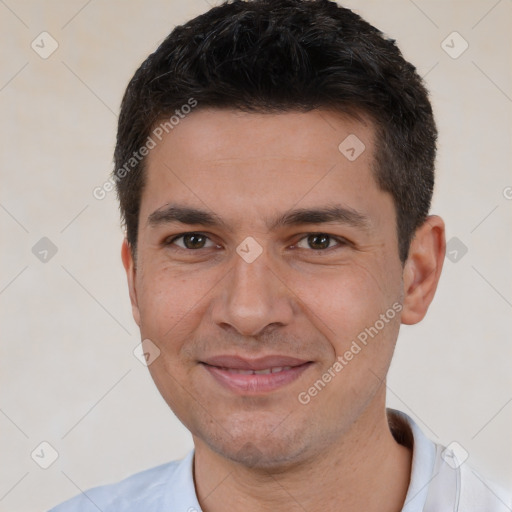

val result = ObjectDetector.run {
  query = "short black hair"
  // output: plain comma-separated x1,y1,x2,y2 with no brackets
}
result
114,0,437,263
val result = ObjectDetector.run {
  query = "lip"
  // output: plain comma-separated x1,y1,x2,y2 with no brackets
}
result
200,355,313,395
202,354,310,371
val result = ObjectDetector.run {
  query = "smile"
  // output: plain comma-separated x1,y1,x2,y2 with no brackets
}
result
217,366,293,375
201,362,313,394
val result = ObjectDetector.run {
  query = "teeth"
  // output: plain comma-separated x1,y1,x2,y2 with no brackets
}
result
254,368,272,374
222,366,293,375
271,366,292,373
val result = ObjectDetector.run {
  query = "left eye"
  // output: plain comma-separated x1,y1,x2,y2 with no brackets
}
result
295,233,344,250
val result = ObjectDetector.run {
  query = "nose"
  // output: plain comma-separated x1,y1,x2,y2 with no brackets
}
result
210,247,295,337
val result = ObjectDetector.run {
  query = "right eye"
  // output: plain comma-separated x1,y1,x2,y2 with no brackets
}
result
165,232,217,250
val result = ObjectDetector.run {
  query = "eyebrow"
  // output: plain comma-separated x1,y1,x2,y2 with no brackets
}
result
271,205,370,231
147,205,228,229
147,204,371,231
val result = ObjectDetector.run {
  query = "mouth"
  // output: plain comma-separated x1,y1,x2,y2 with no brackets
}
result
200,355,314,395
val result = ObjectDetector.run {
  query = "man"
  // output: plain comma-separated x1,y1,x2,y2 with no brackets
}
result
50,0,511,510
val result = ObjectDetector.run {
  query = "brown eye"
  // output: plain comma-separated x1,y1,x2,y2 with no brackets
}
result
183,233,206,249
296,233,343,251
307,234,330,250
169,232,214,250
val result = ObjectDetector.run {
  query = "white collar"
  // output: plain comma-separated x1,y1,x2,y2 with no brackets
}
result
168,409,507,512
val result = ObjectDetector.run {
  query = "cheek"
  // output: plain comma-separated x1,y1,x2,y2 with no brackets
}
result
291,264,390,334
297,266,401,402
290,261,402,376
136,264,217,344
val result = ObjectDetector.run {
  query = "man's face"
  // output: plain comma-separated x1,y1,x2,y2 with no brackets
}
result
124,109,407,467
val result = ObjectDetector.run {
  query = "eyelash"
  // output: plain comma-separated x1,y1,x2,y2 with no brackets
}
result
164,232,349,252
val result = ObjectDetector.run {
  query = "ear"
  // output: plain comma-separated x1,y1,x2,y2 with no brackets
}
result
121,238,141,326
401,215,446,325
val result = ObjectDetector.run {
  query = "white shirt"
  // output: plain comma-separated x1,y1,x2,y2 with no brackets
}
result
49,409,511,511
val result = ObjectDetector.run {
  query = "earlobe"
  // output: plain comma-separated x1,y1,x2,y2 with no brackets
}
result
121,238,141,326
401,215,446,325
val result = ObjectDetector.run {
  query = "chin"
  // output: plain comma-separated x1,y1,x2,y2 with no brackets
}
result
200,418,314,471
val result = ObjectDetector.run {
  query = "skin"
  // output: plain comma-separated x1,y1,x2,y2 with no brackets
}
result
122,109,445,512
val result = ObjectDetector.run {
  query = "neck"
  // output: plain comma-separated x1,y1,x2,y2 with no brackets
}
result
192,404,412,512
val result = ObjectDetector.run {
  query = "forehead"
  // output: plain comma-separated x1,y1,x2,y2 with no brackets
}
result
148,108,374,166
140,108,388,230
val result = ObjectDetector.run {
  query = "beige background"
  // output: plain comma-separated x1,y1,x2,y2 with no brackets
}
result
1,1,511,510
